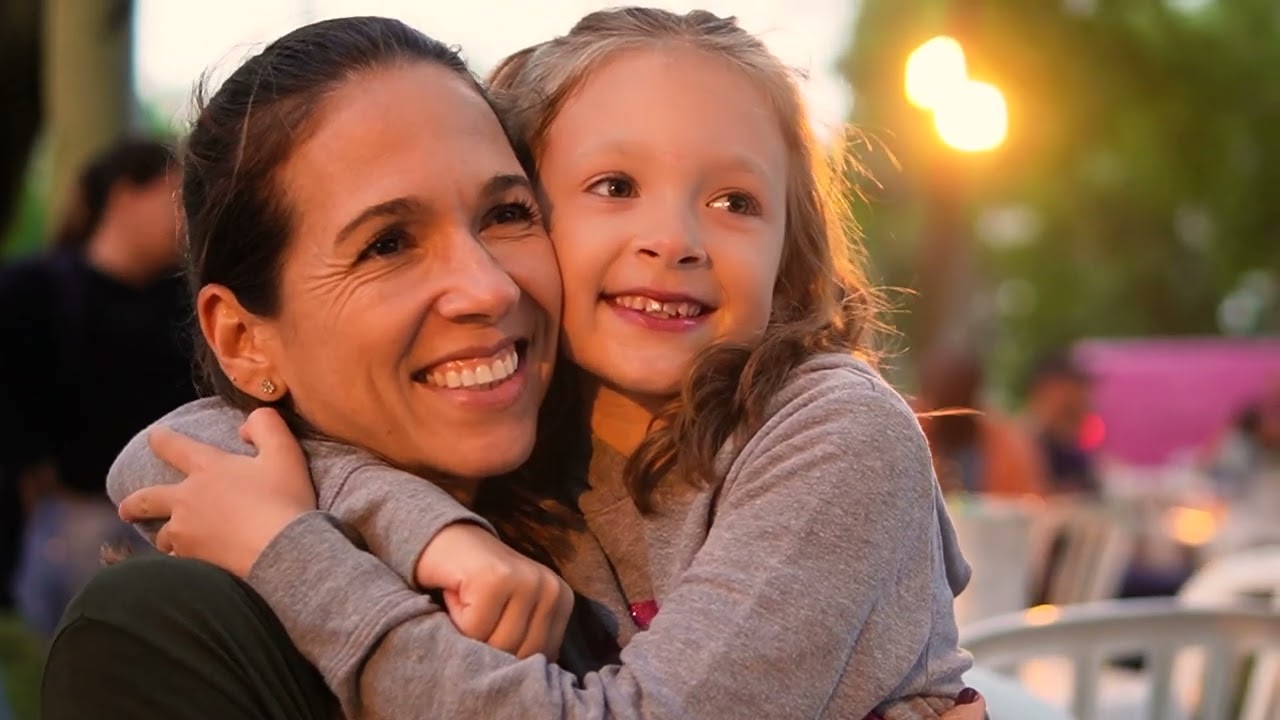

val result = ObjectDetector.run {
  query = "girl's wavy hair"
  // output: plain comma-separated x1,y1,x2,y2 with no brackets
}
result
488,7,887,511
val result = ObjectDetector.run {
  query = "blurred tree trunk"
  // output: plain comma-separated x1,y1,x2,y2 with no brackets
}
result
42,0,133,225
916,152,976,359
911,0,983,361
0,0,42,234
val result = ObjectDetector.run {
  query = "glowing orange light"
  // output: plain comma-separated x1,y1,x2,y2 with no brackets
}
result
1164,506,1219,547
905,36,968,110
1024,604,1061,626
905,37,1008,153
932,80,1008,153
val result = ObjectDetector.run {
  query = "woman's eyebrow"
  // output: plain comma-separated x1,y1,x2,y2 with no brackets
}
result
479,173,533,200
335,197,425,247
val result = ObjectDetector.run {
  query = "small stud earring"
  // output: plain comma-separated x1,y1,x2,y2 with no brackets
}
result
260,378,277,395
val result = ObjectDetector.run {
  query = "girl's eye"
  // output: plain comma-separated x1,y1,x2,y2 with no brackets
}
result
586,176,637,198
708,192,760,216
358,228,408,261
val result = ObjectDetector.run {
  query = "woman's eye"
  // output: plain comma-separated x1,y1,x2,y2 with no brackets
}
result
359,229,408,261
708,192,759,215
586,176,637,198
489,202,535,225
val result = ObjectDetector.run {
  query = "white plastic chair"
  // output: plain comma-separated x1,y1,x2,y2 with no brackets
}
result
1029,499,1137,606
1177,544,1280,720
1179,543,1280,607
948,496,1039,625
960,599,1280,720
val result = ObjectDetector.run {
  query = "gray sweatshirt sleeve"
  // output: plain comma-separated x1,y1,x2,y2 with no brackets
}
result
243,358,971,719
104,397,492,585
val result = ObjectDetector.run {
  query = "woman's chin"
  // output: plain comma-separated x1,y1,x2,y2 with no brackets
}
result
430,438,535,481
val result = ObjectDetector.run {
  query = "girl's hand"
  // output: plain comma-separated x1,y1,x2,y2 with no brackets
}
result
118,408,317,578
417,523,575,660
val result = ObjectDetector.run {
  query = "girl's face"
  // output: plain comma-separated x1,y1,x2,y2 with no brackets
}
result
255,63,560,479
537,46,788,403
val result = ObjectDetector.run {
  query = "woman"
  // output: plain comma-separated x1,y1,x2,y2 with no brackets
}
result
43,17,575,719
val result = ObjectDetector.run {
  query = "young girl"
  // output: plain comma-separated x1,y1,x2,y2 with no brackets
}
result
94,8,975,720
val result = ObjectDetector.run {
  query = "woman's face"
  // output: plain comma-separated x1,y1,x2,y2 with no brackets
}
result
536,46,788,402
262,62,560,479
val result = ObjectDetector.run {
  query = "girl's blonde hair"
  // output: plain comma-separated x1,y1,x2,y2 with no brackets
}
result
490,7,885,510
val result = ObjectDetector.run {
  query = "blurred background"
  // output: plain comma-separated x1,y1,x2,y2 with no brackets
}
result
1,1,1278,719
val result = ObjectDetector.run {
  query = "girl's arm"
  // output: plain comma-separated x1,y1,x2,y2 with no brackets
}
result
106,398,492,583
110,402,573,659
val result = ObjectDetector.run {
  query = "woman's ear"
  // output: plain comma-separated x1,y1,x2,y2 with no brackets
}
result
196,285,289,401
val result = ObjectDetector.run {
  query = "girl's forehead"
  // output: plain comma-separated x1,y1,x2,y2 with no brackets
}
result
545,47,787,165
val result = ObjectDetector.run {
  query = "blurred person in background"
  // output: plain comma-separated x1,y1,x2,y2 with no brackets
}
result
917,348,1047,497
1203,380,1280,554
0,137,196,636
1021,350,1101,496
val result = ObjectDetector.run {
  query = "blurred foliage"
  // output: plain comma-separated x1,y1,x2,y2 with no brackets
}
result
1,147,48,261
841,0,1280,396
0,614,43,720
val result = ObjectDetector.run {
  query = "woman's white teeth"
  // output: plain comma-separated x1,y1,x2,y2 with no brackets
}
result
424,346,519,389
612,295,703,318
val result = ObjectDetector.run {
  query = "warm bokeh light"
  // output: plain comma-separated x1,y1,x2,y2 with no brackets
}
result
1024,604,1061,626
933,79,1008,152
1164,506,1220,547
904,35,968,110
904,36,1008,153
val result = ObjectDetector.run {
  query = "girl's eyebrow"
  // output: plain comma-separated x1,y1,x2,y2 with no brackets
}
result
569,138,770,178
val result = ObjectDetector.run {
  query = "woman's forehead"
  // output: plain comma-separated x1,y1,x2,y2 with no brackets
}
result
279,63,523,223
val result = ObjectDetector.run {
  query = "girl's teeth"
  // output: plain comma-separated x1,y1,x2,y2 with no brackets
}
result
613,295,703,318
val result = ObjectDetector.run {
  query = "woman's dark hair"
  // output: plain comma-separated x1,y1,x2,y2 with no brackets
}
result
180,16,575,557
53,137,176,251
